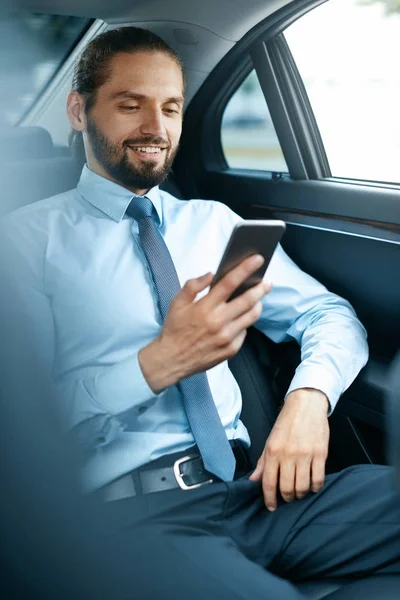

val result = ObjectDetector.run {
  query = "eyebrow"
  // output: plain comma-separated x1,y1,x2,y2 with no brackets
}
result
111,91,184,104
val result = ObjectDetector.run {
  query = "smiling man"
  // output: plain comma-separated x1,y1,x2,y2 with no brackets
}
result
1,26,399,600
70,49,183,194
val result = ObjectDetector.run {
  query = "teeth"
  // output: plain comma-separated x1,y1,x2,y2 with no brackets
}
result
135,147,162,153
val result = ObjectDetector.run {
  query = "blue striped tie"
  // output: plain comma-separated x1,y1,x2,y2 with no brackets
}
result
126,195,236,481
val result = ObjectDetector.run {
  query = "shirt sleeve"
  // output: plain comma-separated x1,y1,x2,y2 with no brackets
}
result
62,353,160,421
216,202,369,413
0,215,160,445
255,243,369,412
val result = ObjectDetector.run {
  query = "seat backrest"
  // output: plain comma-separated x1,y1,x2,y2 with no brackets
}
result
0,157,82,218
0,125,54,161
228,327,283,466
387,351,400,488
0,126,81,218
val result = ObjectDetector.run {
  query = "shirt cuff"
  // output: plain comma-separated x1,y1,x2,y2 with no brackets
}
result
91,351,161,415
285,365,341,415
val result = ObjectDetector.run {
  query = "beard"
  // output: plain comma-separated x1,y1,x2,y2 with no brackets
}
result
86,115,178,191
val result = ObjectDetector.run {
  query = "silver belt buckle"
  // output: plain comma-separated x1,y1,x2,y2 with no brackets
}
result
173,453,214,490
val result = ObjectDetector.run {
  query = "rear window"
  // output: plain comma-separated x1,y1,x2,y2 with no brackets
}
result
0,13,92,125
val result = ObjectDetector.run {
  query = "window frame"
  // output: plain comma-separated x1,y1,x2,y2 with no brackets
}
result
283,1,400,187
252,35,331,180
183,0,328,184
220,62,289,175
203,54,254,172
178,0,400,193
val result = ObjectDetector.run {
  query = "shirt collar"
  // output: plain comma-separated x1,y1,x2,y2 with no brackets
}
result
77,164,163,225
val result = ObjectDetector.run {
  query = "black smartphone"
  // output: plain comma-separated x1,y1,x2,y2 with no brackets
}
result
210,220,286,301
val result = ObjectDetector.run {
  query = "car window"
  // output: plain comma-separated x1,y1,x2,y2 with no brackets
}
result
285,0,400,184
221,70,288,172
0,13,92,126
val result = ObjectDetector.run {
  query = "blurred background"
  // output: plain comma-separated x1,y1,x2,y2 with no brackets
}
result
0,10,91,127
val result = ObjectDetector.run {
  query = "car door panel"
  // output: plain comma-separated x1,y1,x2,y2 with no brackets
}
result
202,172,400,355
189,169,400,467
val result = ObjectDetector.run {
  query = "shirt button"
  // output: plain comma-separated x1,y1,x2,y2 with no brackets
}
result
138,406,148,414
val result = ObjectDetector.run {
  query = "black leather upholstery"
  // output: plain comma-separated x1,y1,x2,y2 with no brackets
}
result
228,327,281,466
387,352,400,489
0,157,81,217
229,329,399,599
0,125,53,160
0,126,81,218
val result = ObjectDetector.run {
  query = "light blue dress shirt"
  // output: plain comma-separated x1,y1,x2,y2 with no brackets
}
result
0,166,368,491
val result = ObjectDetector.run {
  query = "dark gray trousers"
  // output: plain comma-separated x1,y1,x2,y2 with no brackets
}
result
102,465,400,599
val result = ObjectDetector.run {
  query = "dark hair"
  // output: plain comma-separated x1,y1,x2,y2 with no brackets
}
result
69,26,184,164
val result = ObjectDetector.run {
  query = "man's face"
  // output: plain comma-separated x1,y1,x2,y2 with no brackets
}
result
83,51,184,194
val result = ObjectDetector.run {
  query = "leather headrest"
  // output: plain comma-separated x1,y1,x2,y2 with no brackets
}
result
0,126,54,160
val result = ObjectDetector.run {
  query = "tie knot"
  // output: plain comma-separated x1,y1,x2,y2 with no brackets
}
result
126,195,154,222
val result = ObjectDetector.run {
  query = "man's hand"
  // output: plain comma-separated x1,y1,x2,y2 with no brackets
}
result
138,255,272,393
249,388,330,511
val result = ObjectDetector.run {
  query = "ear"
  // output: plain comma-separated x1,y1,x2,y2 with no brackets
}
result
67,91,87,132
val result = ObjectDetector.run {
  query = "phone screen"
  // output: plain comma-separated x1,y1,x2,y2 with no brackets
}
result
211,220,286,300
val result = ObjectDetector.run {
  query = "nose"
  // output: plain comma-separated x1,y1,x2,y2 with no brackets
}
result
139,107,166,138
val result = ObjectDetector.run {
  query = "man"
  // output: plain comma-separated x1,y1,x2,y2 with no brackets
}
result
1,26,399,599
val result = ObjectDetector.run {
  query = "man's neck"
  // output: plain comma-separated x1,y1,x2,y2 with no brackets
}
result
86,162,150,197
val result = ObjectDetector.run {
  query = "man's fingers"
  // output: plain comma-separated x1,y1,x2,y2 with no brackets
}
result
278,460,296,504
262,457,279,512
294,460,312,500
176,272,214,304
225,280,272,321
249,454,264,481
218,299,264,345
210,254,264,305
311,456,326,493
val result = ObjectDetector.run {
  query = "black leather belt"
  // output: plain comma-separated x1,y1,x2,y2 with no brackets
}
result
100,440,251,502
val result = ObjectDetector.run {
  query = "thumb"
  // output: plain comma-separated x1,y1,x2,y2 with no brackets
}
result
177,272,214,304
249,454,265,481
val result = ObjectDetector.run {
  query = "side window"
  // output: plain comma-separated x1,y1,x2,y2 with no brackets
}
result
285,0,400,184
221,70,288,172
0,14,92,126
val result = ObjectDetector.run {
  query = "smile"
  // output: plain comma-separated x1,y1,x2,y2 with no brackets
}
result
128,146,166,154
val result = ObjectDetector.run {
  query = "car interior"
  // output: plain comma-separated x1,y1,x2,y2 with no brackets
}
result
1,0,400,598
